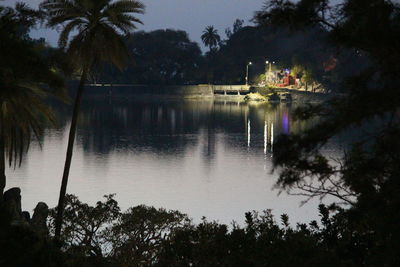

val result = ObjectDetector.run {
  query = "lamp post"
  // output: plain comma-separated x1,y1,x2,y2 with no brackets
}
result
246,62,252,86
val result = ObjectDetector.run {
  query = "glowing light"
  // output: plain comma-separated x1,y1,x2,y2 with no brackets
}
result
247,120,251,147
264,121,267,154
270,122,274,154
282,112,289,134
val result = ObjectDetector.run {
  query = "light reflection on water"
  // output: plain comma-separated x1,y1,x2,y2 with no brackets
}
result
6,98,334,225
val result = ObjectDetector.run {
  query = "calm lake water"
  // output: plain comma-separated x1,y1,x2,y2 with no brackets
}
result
6,98,338,225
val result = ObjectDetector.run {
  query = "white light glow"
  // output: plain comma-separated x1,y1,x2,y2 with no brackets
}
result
247,120,251,147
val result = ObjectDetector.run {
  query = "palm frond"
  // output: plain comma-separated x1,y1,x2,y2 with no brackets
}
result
40,0,85,27
0,83,55,167
43,0,144,70
104,0,145,15
58,18,86,48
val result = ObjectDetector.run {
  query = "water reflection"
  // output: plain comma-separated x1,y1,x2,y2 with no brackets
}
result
72,100,310,156
264,121,267,155
247,120,251,147
7,98,323,225
271,122,274,154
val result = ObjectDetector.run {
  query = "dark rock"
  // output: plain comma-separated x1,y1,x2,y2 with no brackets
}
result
31,202,49,235
3,187,23,223
2,188,49,232
22,211,31,222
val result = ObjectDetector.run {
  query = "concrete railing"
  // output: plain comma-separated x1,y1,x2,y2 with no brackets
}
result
212,85,251,95
79,84,251,97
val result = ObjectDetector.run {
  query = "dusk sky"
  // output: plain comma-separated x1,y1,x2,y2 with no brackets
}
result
4,0,266,50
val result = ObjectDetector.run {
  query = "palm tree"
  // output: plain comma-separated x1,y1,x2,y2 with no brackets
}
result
201,26,221,52
40,0,145,240
0,86,56,200
0,3,62,201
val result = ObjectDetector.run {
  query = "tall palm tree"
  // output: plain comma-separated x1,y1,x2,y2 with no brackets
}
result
40,0,145,240
201,26,221,52
0,3,62,202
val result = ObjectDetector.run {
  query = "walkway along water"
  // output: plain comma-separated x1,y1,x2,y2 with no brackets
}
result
78,84,326,102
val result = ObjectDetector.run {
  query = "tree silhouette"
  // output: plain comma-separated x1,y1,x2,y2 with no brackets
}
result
255,0,400,262
95,29,202,85
201,25,221,52
40,0,145,241
0,3,63,200
233,19,244,33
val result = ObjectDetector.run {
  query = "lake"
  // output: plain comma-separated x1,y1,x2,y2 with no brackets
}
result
6,98,337,225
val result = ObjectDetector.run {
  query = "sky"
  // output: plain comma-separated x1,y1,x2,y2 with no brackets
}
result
3,0,266,50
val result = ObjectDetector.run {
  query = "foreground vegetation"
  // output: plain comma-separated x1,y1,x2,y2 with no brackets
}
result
0,193,384,266
1,0,400,266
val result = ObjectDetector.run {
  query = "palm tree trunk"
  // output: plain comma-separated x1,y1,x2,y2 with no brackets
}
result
0,109,5,203
54,68,88,240
0,138,5,204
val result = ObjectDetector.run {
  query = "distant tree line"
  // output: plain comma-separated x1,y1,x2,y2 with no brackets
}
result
94,29,203,85
92,20,369,91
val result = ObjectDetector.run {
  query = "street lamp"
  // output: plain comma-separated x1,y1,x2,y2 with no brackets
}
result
266,60,275,72
265,60,277,84
246,62,252,86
